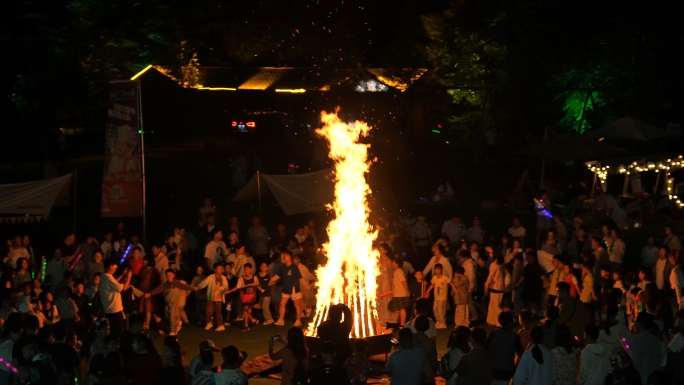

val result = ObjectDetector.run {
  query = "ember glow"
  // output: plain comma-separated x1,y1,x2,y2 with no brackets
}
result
307,110,380,338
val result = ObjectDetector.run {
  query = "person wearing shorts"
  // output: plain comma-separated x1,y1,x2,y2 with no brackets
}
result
388,258,412,325
269,251,303,327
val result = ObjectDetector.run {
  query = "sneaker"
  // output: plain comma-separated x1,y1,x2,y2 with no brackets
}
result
274,320,285,326
204,323,213,330
169,331,178,336
235,317,244,322
241,326,250,332
293,320,302,327
263,319,274,325
223,322,231,327
215,326,226,332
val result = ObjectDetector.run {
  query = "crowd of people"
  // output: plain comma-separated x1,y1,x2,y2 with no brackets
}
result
1,194,684,385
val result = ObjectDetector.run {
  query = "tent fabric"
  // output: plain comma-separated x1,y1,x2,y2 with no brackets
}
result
232,169,334,215
584,117,676,141
0,174,73,216
516,133,631,161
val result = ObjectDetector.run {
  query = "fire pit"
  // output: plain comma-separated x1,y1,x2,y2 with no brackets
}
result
305,332,394,361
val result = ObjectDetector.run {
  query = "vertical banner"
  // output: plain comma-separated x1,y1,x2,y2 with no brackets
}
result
101,81,142,217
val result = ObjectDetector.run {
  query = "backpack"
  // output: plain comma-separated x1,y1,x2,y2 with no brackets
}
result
291,359,308,385
436,350,456,379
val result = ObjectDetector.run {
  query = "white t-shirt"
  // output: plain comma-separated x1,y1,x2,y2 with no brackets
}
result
204,240,228,266
392,268,408,297
8,247,29,268
432,275,450,300
441,221,466,243
508,226,526,238
99,273,124,314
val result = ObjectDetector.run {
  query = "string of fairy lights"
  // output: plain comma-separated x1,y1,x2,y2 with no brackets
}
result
586,155,684,208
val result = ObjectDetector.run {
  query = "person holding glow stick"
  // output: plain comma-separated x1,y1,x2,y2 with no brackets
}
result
535,190,553,248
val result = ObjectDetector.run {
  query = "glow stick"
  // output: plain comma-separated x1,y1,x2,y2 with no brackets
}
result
119,244,132,265
0,356,18,373
533,198,554,218
41,256,46,283
69,253,84,271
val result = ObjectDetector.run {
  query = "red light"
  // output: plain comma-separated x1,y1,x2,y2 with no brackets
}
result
246,122,256,128
231,121,237,127
437,124,442,128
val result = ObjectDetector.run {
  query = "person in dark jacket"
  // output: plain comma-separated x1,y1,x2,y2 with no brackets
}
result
485,311,524,385
455,327,494,385
317,304,353,365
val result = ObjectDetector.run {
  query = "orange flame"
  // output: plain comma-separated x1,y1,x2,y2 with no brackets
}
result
307,110,380,338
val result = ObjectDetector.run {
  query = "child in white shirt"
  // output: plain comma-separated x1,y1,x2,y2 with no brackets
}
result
425,264,450,329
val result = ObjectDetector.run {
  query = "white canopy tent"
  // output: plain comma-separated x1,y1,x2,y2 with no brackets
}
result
232,169,334,216
0,174,73,216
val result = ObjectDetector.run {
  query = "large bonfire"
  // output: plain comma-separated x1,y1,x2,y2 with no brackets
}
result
306,110,380,338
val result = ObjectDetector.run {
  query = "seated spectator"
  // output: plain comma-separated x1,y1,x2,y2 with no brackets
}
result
159,337,189,385
317,304,353,365
97,351,128,385
0,320,22,385
385,328,426,385
485,311,524,384
455,327,494,385
189,340,220,379
20,341,56,385
308,341,349,385
89,334,121,384
47,321,81,385
631,313,662,385
550,325,577,385
513,326,556,385
211,345,248,385
119,314,144,361
268,326,308,385
579,324,609,385
125,333,163,385
445,326,471,385
190,351,215,385
597,304,632,354
406,298,436,340
411,315,437,385
344,339,372,385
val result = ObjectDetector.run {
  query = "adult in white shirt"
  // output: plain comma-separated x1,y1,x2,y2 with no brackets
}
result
152,245,169,277
654,246,672,290
457,250,477,321
441,216,466,246
609,228,626,265
227,245,256,279
100,233,113,256
423,244,453,280
204,231,228,267
669,251,684,309
7,236,30,269
508,218,526,239
513,326,557,385
665,224,682,251
99,259,132,336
